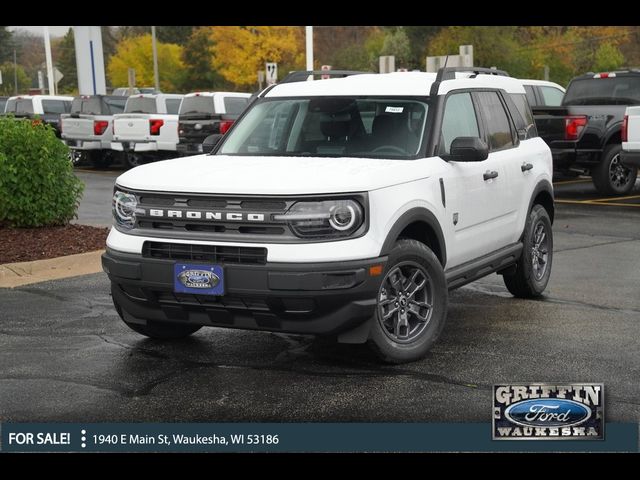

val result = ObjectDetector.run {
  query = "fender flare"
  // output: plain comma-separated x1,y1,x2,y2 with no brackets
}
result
528,179,555,223
380,207,447,266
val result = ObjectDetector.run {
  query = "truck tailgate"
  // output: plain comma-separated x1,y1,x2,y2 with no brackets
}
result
113,115,150,141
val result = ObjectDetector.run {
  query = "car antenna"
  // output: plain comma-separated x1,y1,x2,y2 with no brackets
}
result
429,55,449,96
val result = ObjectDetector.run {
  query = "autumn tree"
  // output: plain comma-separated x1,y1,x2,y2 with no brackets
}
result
209,26,304,89
107,34,184,92
117,26,194,45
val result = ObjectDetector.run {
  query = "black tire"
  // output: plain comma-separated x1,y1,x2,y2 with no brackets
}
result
89,150,113,169
592,144,637,195
367,239,448,364
112,293,201,339
124,152,145,170
503,204,553,298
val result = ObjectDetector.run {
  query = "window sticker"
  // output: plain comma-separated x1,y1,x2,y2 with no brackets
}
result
385,106,404,113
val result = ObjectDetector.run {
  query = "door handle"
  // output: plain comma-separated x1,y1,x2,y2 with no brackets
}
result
521,162,534,172
483,170,499,181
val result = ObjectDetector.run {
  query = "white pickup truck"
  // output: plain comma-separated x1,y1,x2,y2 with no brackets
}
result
621,106,640,176
61,95,127,168
111,93,184,168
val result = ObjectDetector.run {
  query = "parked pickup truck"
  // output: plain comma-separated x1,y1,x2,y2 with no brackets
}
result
3,95,73,137
621,105,640,173
61,95,127,168
177,92,251,156
111,93,184,168
532,70,639,195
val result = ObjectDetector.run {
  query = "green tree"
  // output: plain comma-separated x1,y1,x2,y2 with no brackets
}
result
380,28,411,69
179,27,230,91
117,26,194,45
0,26,13,64
593,42,625,72
56,28,77,94
0,62,29,95
107,34,184,92
404,26,444,70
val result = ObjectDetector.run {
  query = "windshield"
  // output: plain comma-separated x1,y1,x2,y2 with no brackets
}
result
218,97,429,159
180,96,215,115
125,97,157,114
563,77,640,105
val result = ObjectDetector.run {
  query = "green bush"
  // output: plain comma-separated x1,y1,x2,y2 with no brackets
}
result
0,117,84,227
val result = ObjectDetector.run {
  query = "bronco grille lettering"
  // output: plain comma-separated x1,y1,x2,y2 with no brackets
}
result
140,209,265,222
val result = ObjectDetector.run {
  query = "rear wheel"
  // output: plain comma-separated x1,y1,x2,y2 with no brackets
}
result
592,144,637,195
368,239,448,364
503,204,553,298
89,150,113,169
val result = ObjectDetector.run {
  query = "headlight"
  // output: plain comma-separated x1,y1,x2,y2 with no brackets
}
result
274,199,364,238
112,190,138,229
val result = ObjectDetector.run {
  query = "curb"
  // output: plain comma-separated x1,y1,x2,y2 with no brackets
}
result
0,250,105,288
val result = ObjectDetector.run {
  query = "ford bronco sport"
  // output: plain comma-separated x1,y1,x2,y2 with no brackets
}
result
103,68,554,363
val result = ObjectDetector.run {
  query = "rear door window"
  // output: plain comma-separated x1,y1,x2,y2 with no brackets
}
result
475,91,515,151
223,96,249,114
15,99,34,114
508,93,537,139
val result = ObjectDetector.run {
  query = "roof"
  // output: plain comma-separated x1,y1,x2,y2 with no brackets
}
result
183,92,252,98
520,79,566,91
266,71,526,98
7,95,74,101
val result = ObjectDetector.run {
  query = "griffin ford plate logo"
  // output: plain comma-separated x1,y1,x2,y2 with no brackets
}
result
493,383,604,440
177,269,219,289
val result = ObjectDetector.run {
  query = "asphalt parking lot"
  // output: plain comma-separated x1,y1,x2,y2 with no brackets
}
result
1,170,639,423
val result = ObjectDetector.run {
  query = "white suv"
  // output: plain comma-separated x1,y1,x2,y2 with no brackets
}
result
103,68,554,363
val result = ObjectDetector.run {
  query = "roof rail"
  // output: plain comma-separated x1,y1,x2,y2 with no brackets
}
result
278,70,372,84
429,66,510,96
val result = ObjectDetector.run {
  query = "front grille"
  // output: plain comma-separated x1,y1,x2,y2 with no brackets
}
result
143,241,267,265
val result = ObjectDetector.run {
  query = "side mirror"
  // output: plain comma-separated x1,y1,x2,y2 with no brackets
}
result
447,137,489,162
203,134,223,153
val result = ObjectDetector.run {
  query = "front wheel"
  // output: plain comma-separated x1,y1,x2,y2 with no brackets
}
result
368,239,448,364
503,204,553,298
592,144,637,195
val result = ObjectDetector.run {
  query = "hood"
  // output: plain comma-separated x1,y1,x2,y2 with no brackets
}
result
115,154,430,195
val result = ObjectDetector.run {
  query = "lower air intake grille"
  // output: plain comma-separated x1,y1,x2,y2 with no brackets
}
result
142,241,267,265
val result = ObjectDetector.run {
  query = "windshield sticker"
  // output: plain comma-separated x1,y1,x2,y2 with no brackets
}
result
385,106,404,113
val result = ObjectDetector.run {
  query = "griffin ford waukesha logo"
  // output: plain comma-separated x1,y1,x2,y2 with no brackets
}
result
177,269,219,289
493,384,604,440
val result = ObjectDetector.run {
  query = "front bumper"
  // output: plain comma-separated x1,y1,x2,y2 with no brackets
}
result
620,150,640,169
102,248,387,336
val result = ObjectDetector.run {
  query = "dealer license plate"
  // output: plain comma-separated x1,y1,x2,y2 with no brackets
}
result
174,263,225,296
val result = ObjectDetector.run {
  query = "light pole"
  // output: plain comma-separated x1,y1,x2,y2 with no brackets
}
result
151,26,160,92
43,26,55,95
13,49,18,95
305,26,314,72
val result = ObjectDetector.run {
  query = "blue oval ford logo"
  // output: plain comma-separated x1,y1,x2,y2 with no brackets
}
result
505,398,591,428
177,269,219,289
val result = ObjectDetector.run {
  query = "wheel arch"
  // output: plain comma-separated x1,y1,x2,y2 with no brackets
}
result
380,208,447,267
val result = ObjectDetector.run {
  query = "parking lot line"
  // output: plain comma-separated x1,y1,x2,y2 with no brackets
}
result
589,194,640,203
555,198,640,207
553,179,592,185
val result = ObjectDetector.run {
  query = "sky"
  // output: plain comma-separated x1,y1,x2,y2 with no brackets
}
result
8,26,72,37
